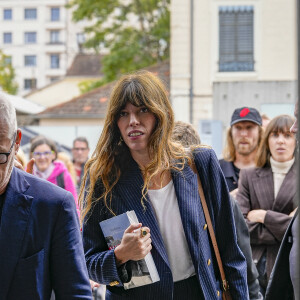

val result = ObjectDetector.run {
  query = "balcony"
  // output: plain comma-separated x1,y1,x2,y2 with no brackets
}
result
45,42,66,53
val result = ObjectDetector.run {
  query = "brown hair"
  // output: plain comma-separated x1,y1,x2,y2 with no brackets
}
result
30,136,57,161
255,115,295,167
172,121,201,147
80,71,190,221
222,125,263,162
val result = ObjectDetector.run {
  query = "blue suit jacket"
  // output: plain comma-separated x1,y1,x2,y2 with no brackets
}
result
83,148,248,299
0,168,92,300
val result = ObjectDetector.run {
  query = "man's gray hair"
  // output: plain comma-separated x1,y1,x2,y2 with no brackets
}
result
0,92,17,138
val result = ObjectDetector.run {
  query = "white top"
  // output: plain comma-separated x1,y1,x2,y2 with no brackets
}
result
270,156,295,198
148,180,195,282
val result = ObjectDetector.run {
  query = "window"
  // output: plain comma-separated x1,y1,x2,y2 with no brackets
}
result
50,77,59,83
25,8,37,20
3,32,12,44
51,7,60,21
24,55,36,67
219,6,254,72
24,32,37,44
4,56,12,65
24,79,37,90
50,30,60,43
50,54,60,68
3,9,12,20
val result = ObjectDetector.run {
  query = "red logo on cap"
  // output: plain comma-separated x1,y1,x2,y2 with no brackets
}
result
240,108,250,118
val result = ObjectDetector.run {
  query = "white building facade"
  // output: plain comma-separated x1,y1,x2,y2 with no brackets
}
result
0,0,88,96
171,0,297,156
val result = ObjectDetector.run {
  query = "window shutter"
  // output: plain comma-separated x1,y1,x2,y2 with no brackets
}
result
219,6,254,72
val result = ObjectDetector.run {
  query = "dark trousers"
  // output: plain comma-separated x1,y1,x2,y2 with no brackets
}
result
173,276,204,300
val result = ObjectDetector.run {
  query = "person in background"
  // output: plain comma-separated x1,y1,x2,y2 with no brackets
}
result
219,107,263,197
57,151,77,185
72,137,90,192
236,114,297,296
172,120,201,147
0,92,92,299
265,105,299,300
30,136,79,216
172,120,262,300
80,71,248,299
261,114,271,129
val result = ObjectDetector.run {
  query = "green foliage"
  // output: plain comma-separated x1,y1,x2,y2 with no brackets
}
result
0,51,18,95
68,0,170,93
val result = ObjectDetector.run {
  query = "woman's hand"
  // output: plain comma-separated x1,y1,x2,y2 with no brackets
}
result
26,158,35,174
247,209,267,223
114,223,152,266
90,279,101,289
14,158,35,174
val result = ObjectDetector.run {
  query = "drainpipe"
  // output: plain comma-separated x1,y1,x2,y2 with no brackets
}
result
189,0,194,124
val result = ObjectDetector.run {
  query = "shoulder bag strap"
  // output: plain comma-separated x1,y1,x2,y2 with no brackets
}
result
191,163,230,293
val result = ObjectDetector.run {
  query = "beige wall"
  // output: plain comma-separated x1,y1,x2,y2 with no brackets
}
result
39,118,105,126
26,77,100,107
171,0,297,126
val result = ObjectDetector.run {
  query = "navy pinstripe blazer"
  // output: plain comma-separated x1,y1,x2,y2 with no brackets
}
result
82,148,248,299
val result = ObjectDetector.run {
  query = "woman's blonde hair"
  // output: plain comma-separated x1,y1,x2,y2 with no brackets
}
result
79,71,190,221
222,125,263,162
255,115,295,167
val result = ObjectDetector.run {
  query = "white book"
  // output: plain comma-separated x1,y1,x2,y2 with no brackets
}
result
100,211,160,289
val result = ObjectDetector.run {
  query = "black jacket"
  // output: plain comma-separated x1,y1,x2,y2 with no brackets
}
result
231,197,263,300
219,159,238,192
265,211,298,300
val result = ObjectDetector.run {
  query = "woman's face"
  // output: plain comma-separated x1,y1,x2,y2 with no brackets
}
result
268,130,296,162
117,102,156,160
32,143,55,172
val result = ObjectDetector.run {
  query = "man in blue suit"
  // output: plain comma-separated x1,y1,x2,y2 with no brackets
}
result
0,92,92,300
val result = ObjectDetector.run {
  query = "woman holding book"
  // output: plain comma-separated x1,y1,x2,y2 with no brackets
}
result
80,71,248,299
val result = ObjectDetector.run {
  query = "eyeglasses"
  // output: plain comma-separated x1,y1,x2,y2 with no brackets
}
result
0,132,17,165
32,151,54,158
72,147,88,152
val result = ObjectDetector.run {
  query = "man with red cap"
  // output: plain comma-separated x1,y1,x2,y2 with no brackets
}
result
220,107,263,195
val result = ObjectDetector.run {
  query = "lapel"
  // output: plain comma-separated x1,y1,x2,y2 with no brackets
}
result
115,159,170,268
273,163,297,212
252,167,274,209
171,163,204,263
0,168,33,299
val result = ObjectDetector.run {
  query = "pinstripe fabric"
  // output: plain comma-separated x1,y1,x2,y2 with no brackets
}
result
82,148,248,299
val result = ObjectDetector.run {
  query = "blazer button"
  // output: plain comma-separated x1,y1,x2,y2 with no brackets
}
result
207,259,211,266
217,290,220,297
109,281,119,286
203,224,208,230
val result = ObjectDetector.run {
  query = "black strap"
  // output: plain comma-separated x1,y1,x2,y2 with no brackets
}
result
56,172,65,189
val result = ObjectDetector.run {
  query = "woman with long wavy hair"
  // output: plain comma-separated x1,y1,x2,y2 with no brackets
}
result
236,114,297,296
80,71,247,299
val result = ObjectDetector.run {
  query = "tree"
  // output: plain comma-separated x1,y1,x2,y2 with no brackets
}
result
68,0,170,92
0,50,18,95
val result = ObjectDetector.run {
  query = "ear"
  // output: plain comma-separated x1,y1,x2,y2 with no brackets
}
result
15,129,22,153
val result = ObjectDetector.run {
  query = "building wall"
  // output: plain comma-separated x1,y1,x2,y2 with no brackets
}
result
25,77,99,108
0,0,88,96
213,81,296,129
171,0,297,127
